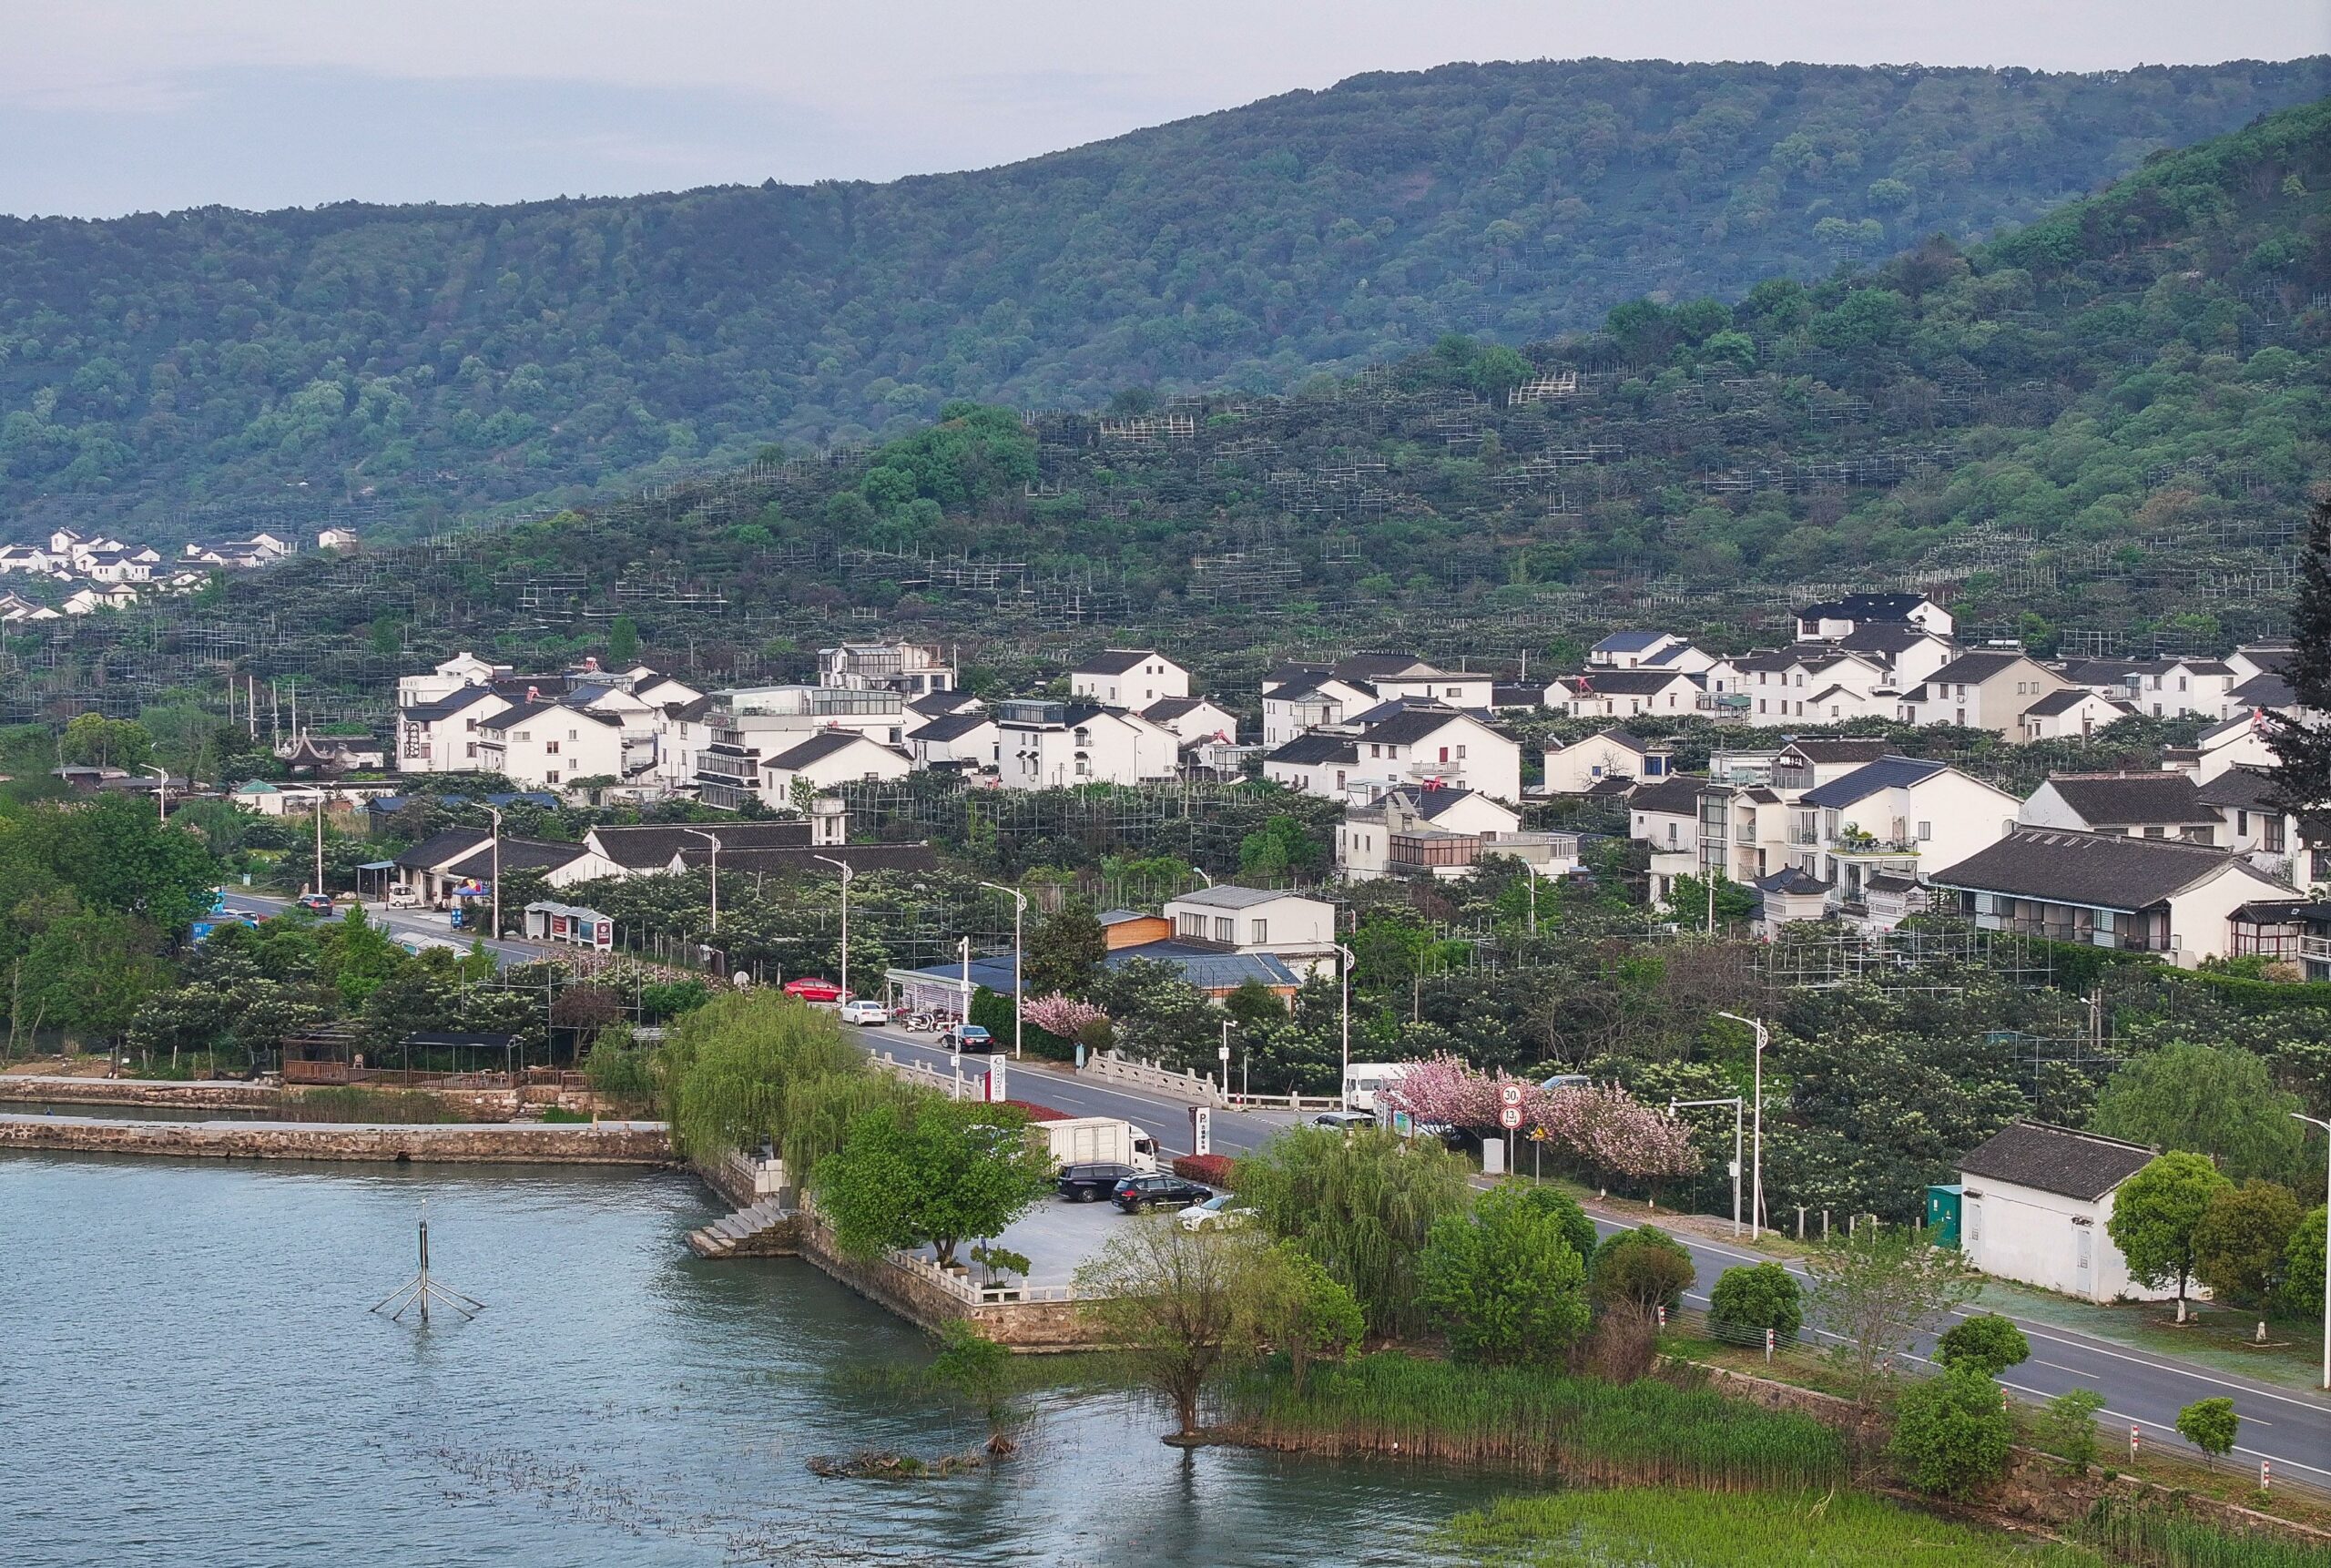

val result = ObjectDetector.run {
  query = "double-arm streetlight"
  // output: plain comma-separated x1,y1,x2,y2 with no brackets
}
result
817,855,860,999
2294,1112,2331,1390
979,880,1027,1058
1715,1011,1768,1239
683,827,721,934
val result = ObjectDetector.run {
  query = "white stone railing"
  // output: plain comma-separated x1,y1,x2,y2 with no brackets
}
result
1226,1092,1345,1111
1083,1052,1226,1105
870,1050,991,1099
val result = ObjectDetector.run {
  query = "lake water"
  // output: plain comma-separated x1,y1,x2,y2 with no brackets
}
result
0,1154,1506,1567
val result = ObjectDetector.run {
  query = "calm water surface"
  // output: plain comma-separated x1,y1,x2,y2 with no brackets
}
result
1,1155,1507,1567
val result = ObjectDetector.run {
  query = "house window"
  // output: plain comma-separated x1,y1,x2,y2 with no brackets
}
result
1214,917,1235,943
1252,919,1267,944
1917,821,1931,840
545,741,560,756
1370,744,1382,759
1456,745,1467,759
568,729,579,741
2265,817,2286,853
1177,913,1205,939
546,770,561,784
465,743,477,759
1438,747,1450,763
2238,809,2251,835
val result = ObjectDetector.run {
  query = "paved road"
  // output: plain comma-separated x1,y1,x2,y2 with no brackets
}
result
219,891,560,967
838,1023,2331,1483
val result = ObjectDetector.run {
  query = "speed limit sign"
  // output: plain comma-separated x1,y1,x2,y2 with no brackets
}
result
1499,1106,1523,1129
1499,1084,1523,1108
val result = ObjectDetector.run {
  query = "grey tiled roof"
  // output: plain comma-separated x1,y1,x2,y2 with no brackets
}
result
1959,1122,2154,1202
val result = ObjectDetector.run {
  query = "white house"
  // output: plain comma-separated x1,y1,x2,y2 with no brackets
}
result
1899,650,2074,739
317,527,361,551
1141,697,1238,746
1956,1122,2171,1304
1794,592,1953,641
1339,786,1525,881
1589,631,1687,669
1161,886,1340,977
1929,828,2302,966
819,640,956,697
1768,738,1895,797
1260,667,1376,748
992,700,1169,789
475,702,634,790
395,685,514,772
1628,776,1708,904
1794,756,2021,911
1552,668,1701,720
1343,703,1521,804
1071,649,1190,708
905,710,1001,773
1262,731,1360,798
758,731,913,799
2019,773,2220,844
2019,688,2133,741
1542,729,1675,795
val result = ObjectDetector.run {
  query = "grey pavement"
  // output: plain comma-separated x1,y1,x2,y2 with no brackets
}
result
219,891,560,967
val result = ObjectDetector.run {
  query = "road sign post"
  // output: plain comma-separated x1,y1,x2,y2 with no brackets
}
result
987,1054,1007,1104
1190,1105,1212,1156
1499,1094,1522,1175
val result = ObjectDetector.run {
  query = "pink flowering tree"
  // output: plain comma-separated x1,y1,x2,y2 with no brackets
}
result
1383,1053,1506,1127
1023,993,1107,1039
1387,1054,1699,1186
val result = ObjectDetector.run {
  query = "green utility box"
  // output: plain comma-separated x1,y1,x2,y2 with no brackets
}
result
1925,1184,1964,1247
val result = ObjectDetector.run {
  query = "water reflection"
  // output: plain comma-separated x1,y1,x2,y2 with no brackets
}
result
2,1154,1499,1567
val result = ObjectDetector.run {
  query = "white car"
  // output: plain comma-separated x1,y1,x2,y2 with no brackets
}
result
1176,1194,1256,1232
837,999,889,1026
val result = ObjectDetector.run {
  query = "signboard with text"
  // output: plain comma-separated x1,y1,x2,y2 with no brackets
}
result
1190,1106,1212,1156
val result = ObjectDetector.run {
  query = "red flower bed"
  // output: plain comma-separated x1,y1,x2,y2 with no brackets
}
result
1172,1154,1236,1186
1005,1100,1071,1123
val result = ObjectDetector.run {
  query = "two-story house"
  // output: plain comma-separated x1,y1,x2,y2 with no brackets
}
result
1140,697,1239,746
2019,774,2220,844
1552,668,1702,720
1339,786,1523,881
992,700,1174,789
1161,886,1340,978
905,710,1002,774
1899,650,2074,739
2018,688,2134,741
1542,729,1674,795
1071,649,1190,707
1794,756,2021,911
1343,703,1522,804
396,685,515,772
1629,776,1707,904
475,702,634,790
818,640,957,697
1793,592,1953,642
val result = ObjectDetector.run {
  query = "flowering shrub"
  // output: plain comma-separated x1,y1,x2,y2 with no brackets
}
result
1024,993,1107,1038
1004,1099,1071,1123
1385,1053,1699,1182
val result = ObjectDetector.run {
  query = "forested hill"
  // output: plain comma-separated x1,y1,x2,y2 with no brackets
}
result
1,56,2325,542
64,94,2313,727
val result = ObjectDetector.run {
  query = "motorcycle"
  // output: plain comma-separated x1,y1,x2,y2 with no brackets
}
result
905,1011,935,1033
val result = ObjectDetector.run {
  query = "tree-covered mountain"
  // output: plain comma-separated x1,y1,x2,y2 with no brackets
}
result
1,56,2325,542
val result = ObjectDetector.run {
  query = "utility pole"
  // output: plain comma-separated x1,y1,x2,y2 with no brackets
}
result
1716,1011,1768,1239
2294,1114,2331,1390
1337,942,1358,1111
978,880,1025,1057
311,798,324,897
486,805,503,941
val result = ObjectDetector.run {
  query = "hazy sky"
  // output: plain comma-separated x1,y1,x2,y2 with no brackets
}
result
5,1,2326,217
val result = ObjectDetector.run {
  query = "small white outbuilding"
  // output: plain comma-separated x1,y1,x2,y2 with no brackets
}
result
1954,1122,2174,1305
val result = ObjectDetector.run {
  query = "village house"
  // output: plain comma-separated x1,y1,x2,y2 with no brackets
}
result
1070,648,1190,708
1695,782,1797,887
1952,1123,2173,1304
1261,730,1359,798
474,702,639,790
817,640,956,697
1768,738,1896,797
1337,786,1574,883
1139,696,1238,746
1589,631,1700,670
1161,886,1340,978
2019,773,2221,844
1548,667,1701,720
1259,667,1376,748
1898,649,2075,738
2018,687,2133,741
992,699,1176,790
1541,729,1674,796
1339,702,1522,803
904,709,1002,774
1793,591,1953,642
1628,776,1709,904
1793,756,2021,911
1929,828,2302,965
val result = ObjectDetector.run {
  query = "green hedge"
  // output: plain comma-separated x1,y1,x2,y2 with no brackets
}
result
970,985,1076,1061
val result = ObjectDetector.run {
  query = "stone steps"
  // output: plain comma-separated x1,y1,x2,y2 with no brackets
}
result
687,1196,789,1259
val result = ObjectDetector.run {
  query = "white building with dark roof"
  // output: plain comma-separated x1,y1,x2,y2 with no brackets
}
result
1161,885,1339,977
2019,773,2220,844
1955,1122,2170,1303
1794,756,2020,911
1899,650,2074,738
1793,592,1952,641
1070,649,1189,707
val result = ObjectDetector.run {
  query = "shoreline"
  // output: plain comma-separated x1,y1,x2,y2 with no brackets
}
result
0,1113,674,1166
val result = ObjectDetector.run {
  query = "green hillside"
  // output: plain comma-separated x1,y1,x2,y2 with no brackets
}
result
6,96,2327,725
0,56,2324,542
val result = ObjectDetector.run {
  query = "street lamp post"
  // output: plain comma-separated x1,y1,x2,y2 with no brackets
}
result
2294,1113,2331,1390
1670,1095,1746,1237
141,764,169,823
1219,1018,1236,1103
1715,1011,1768,1239
684,828,721,934
1337,942,1358,1112
1522,860,1544,936
485,805,503,941
979,880,1026,1057
819,855,860,999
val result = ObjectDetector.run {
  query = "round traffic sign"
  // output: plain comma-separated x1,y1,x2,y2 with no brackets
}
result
1499,1106,1524,1129
1499,1084,1523,1107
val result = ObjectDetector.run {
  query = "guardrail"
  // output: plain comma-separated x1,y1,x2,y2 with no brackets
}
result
1083,1052,1227,1105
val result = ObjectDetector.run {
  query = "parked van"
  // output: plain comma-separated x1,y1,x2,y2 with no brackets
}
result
1342,1062,1417,1114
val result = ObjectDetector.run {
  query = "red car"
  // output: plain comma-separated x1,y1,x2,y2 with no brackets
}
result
781,977,849,1003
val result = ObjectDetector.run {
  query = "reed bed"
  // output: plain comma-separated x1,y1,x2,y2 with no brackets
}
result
1444,1489,2102,1566
1222,1352,1847,1492
2073,1497,2331,1568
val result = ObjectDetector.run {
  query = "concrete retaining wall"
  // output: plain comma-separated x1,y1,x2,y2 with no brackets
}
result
0,1076,280,1111
788,1213,1102,1351
0,1115,673,1166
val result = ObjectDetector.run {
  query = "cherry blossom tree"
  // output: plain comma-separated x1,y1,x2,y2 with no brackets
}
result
1387,1054,1698,1182
1023,993,1107,1038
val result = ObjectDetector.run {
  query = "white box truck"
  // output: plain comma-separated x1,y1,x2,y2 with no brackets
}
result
1036,1115,1159,1173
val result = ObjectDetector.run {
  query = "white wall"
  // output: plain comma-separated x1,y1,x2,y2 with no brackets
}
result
1959,1176,2165,1304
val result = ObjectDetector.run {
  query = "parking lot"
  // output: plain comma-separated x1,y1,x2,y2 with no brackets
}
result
931,1178,1228,1288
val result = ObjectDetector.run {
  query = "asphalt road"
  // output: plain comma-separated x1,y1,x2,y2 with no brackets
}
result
838,1023,2331,1484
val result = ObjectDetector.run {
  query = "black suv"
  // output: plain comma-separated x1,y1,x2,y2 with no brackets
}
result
1112,1173,1213,1213
1056,1162,1139,1202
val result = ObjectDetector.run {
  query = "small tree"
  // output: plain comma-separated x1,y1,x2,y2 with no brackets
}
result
1589,1226,1695,1318
930,1320,1020,1455
2035,1388,2106,1475
2193,1179,2303,1310
1024,900,1107,997
1891,1366,2014,1499
2175,1397,2239,1467
1253,1241,1365,1393
1933,1314,2031,1377
2109,1152,2234,1320
1418,1184,1593,1365
1806,1225,1979,1413
1237,1125,1471,1338
1708,1263,1802,1344
815,1097,1054,1267
2277,1204,2326,1320
1075,1222,1273,1440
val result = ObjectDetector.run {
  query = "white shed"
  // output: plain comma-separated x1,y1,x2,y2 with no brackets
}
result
1955,1122,2172,1304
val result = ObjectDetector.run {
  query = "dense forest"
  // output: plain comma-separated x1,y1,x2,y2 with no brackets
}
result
0,56,2324,542
22,93,2307,728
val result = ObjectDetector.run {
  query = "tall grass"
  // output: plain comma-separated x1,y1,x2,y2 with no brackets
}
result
2073,1496,2331,1568
1223,1352,1846,1491
1446,1489,2102,1565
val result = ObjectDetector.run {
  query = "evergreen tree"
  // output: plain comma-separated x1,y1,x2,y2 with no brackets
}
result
2269,497,2331,840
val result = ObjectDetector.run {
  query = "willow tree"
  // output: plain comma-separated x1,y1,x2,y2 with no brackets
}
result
663,990,865,1166
1234,1126,1471,1338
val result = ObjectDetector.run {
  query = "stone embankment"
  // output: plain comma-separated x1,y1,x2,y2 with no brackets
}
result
0,1075,280,1111
0,1114,673,1165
